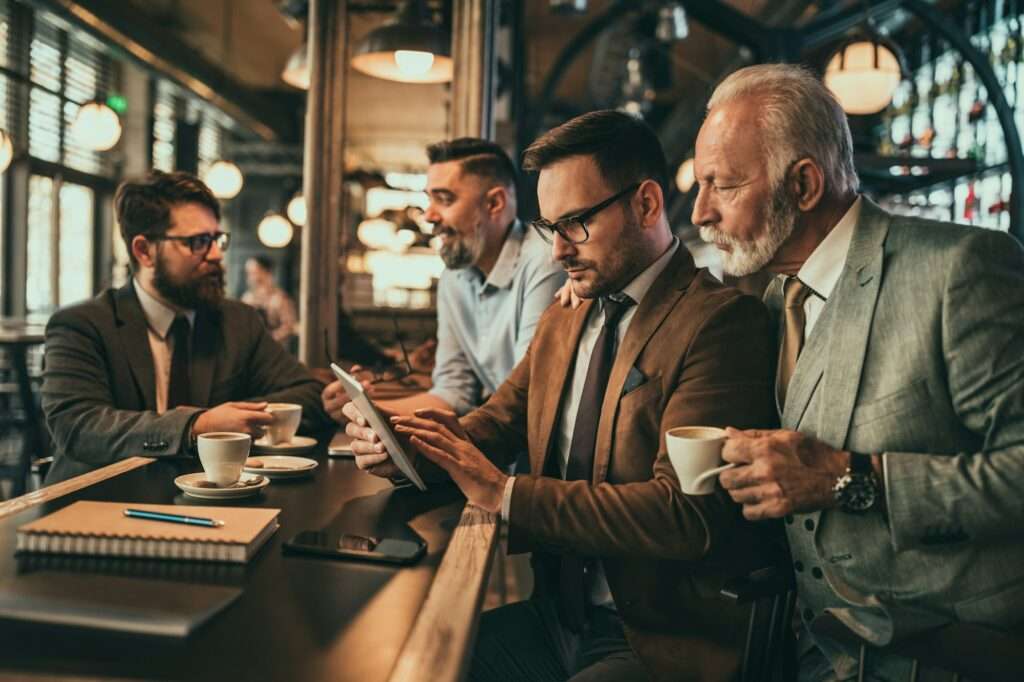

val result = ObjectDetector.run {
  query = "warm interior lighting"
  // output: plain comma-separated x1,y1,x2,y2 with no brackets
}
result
0,129,12,173
357,218,398,250
675,158,695,193
825,39,903,115
258,213,294,248
351,0,452,84
281,41,310,90
286,192,307,226
394,50,434,77
203,160,244,199
71,101,122,151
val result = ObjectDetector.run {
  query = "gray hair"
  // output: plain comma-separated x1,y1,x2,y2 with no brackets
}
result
706,63,859,196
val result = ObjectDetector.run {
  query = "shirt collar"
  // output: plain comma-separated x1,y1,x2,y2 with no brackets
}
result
796,195,862,300
465,219,523,291
616,237,680,307
133,278,195,339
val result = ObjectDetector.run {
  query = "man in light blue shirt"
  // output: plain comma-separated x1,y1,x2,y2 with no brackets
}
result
323,138,565,421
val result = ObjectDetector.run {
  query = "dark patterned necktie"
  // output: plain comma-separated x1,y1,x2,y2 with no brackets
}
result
558,295,634,632
167,316,192,409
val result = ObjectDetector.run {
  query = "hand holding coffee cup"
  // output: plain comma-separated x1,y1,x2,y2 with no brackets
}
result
665,426,736,495
197,432,252,486
265,403,303,445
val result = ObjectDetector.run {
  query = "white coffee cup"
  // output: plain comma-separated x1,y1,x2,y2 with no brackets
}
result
197,432,252,486
665,426,736,495
265,403,303,445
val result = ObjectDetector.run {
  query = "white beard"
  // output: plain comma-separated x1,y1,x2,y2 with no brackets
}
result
699,186,798,277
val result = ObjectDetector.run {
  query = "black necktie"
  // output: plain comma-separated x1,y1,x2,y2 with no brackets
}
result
167,316,192,409
559,295,634,632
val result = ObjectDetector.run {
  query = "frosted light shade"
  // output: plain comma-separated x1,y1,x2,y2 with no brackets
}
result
258,213,294,248
825,41,902,115
71,102,122,151
287,193,307,226
203,160,244,199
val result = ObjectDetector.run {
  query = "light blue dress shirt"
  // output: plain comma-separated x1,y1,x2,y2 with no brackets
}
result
429,220,566,415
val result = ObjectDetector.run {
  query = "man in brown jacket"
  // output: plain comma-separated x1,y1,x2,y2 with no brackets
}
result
345,111,779,681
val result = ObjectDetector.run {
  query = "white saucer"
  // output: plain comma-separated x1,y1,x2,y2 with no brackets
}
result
174,472,269,499
250,435,318,454
243,455,318,478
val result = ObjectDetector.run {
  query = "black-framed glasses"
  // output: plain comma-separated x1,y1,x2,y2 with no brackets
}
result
148,231,230,255
529,182,641,245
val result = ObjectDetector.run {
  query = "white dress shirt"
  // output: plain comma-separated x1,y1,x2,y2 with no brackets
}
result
795,196,862,336
501,238,680,608
134,279,195,413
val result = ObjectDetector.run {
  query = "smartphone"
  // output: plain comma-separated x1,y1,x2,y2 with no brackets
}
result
283,530,426,565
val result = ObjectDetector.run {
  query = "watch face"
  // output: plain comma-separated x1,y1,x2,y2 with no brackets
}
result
835,473,878,512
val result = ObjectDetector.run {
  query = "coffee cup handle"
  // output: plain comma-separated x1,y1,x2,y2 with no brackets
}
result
691,462,736,490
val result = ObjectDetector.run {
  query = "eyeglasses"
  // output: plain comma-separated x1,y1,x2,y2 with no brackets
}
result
148,231,230,255
323,315,419,385
529,182,641,245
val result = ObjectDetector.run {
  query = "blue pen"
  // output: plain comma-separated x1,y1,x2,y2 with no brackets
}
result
124,508,224,528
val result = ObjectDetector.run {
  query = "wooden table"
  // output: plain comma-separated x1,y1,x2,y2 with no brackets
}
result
0,321,47,498
0,442,499,682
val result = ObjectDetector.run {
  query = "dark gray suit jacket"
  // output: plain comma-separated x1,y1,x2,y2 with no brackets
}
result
776,198,1024,666
41,282,330,484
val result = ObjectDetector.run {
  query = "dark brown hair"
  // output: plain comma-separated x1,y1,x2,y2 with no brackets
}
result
114,170,221,268
522,110,669,196
426,138,517,191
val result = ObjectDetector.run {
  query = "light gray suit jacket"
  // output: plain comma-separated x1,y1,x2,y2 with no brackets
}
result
42,282,331,484
777,198,1024,650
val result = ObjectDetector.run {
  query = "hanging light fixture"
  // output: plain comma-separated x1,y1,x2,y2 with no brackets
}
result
351,0,453,84
258,212,295,248
282,41,310,90
203,160,244,200
286,192,307,226
71,100,122,151
823,1,904,116
0,129,13,173
656,3,688,43
675,158,695,193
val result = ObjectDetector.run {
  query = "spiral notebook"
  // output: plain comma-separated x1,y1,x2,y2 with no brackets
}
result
16,501,280,564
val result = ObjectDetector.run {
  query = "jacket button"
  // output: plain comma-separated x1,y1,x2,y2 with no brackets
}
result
812,567,823,579
793,561,804,572
785,515,794,525
802,608,815,622
804,519,815,531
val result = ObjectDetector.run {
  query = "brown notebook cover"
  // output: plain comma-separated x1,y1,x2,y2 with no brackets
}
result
16,501,280,564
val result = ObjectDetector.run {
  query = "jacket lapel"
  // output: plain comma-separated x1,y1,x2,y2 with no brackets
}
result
190,308,220,407
593,247,696,482
532,299,594,478
814,198,890,448
113,282,157,411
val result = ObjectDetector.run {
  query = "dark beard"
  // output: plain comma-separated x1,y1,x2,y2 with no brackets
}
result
153,258,225,311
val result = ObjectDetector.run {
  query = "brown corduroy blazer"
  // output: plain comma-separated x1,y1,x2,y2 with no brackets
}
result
461,246,781,681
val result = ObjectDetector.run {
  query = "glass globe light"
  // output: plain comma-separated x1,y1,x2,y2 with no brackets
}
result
258,212,294,248
71,101,122,151
203,160,244,199
825,39,903,115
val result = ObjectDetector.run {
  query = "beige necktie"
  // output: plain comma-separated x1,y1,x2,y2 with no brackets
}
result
776,277,813,410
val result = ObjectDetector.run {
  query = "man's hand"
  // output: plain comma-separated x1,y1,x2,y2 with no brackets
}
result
321,366,374,423
719,428,850,520
192,401,275,440
341,400,404,479
553,280,583,309
392,408,506,513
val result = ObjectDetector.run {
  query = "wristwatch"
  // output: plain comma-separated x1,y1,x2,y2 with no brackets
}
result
833,452,880,513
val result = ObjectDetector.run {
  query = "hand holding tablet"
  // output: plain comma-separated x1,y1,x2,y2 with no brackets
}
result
330,364,427,491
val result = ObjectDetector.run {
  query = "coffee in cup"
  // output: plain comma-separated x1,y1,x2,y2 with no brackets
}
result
197,432,251,486
665,426,735,495
265,403,302,445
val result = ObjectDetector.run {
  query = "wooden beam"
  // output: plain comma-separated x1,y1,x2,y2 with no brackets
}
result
298,0,346,366
388,505,499,682
450,0,497,139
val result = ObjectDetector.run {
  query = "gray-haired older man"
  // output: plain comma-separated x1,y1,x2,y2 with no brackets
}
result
693,63,1024,681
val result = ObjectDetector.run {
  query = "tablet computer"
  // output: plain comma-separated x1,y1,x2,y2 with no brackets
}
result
329,363,427,491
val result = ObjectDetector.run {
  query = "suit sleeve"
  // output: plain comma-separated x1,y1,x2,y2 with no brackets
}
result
884,229,1024,550
508,294,778,561
239,308,330,433
41,310,201,466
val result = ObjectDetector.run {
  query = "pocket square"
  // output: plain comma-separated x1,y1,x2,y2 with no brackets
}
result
622,365,647,395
